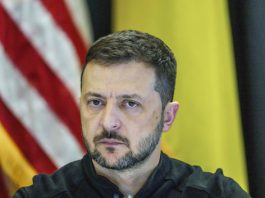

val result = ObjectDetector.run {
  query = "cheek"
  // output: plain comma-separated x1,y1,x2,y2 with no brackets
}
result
141,109,161,130
128,110,161,148
80,110,102,144
152,110,162,124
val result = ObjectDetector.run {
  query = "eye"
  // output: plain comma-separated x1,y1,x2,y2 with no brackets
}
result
123,100,139,108
87,99,104,108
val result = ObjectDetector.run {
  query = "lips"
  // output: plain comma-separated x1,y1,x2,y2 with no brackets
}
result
97,139,125,146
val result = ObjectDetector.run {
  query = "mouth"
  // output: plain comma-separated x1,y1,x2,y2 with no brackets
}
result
97,139,126,146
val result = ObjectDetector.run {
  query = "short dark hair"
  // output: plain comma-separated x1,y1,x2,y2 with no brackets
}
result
81,30,177,109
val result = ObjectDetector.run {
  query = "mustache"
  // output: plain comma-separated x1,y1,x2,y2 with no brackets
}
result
93,130,129,146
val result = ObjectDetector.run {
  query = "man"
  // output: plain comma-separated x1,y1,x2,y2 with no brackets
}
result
14,30,250,197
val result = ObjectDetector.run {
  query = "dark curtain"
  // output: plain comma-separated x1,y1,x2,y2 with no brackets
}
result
229,1,265,197
86,0,112,40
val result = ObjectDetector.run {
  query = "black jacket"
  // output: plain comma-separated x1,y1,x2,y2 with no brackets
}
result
13,153,250,198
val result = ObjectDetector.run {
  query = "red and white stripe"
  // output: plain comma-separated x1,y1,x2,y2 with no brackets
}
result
0,46,83,167
0,0,90,180
2,0,83,100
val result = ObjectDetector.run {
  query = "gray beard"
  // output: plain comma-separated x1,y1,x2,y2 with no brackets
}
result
83,116,164,171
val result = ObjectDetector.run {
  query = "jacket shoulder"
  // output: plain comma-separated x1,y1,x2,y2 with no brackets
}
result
179,167,250,198
13,159,84,198
164,156,250,197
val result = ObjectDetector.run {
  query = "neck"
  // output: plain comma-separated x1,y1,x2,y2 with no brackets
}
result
92,146,161,196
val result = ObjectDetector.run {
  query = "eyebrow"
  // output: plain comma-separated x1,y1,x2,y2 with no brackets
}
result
118,94,143,101
84,92,143,101
84,92,106,99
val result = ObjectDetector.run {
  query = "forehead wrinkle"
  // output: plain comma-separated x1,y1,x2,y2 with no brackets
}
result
84,91,106,100
84,91,145,102
117,94,144,101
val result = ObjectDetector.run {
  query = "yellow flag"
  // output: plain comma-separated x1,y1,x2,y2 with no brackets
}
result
0,123,36,195
113,0,248,190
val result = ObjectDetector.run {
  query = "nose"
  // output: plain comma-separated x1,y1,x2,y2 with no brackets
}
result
101,102,121,131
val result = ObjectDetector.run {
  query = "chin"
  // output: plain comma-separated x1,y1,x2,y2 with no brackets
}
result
101,149,126,159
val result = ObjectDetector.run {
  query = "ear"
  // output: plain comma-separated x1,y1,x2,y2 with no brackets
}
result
162,101,179,132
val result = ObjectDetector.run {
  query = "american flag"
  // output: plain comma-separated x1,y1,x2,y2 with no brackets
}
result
0,0,91,196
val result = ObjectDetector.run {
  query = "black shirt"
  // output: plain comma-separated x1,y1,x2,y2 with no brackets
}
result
13,153,250,198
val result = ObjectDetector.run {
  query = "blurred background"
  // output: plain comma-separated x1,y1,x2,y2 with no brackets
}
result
0,0,264,197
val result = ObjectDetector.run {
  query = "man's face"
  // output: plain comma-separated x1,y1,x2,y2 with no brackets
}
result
80,61,164,170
